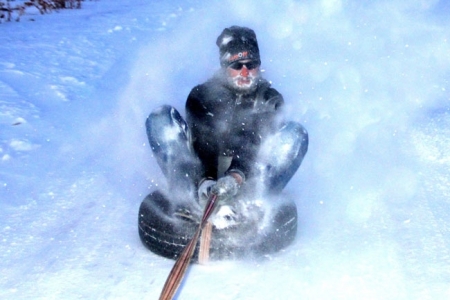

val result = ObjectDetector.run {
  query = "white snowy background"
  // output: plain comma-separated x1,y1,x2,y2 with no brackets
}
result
1,0,450,299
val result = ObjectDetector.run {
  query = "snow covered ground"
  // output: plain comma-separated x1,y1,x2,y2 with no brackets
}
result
1,0,450,299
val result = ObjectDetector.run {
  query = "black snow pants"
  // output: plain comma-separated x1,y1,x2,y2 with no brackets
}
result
145,105,308,201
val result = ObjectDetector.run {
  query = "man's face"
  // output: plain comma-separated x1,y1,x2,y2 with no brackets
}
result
226,60,260,93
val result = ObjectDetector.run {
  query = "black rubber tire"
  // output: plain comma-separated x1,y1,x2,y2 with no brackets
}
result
138,190,297,261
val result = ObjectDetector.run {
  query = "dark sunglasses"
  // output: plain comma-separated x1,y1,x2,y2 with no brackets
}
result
228,61,260,70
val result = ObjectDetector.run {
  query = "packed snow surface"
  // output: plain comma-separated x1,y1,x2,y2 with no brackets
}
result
1,0,450,299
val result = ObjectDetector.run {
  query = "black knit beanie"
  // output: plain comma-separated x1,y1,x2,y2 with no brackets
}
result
216,26,261,68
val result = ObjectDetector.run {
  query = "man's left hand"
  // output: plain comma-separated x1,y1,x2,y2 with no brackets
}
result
211,172,244,203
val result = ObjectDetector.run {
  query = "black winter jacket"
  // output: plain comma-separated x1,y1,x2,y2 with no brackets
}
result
186,71,284,181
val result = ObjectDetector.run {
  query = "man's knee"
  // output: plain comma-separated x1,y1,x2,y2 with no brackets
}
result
280,121,308,158
146,105,175,132
146,105,189,144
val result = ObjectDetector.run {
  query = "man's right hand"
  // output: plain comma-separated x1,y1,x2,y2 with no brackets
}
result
197,179,216,208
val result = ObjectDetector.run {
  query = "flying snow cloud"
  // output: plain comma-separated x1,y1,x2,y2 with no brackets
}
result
104,0,450,226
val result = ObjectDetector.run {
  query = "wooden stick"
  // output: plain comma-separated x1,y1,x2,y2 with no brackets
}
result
199,221,213,264
159,194,218,300
158,227,201,300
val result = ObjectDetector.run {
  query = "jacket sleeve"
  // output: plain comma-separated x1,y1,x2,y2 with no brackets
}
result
185,85,220,180
254,86,284,114
226,86,285,177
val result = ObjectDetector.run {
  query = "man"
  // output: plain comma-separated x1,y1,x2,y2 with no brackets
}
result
139,26,308,260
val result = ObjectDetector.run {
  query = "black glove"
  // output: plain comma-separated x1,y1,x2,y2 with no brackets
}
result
197,171,245,207
211,171,244,203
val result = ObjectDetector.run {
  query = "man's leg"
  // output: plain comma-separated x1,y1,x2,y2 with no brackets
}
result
210,122,306,248
146,105,202,200
255,121,308,194
139,106,202,259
